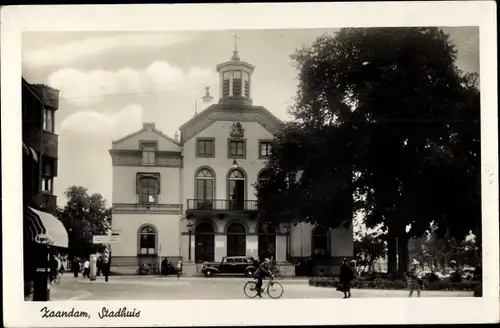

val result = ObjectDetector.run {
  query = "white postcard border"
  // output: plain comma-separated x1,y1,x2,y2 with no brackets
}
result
1,2,498,326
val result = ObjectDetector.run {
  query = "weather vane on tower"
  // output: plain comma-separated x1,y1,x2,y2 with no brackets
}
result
232,32,240,61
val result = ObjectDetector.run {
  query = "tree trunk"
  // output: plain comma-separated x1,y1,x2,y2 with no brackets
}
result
386,233,397,275
397,233,409,278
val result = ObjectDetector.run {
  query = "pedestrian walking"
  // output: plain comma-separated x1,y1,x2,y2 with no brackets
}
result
83,259,90,278
339,258,354,298
72,257,79,278
103,254,110,282
407,259,422,297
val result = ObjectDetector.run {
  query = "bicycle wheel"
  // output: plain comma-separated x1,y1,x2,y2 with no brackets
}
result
244,281,259,299
267,281,284,299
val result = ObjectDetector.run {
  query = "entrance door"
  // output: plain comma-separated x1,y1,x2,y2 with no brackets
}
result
257,222,276,261
227,223,246,256
194,223,215,262
234,180,244,210
228,169,245,210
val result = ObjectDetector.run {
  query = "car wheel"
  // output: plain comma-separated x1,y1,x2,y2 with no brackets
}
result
246,269,254,277
204,271,213,277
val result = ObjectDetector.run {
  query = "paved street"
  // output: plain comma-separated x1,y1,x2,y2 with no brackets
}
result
50,275,472,301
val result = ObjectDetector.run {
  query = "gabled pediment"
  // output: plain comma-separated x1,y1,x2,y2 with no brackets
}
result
112,123,181,152
179,104,285,144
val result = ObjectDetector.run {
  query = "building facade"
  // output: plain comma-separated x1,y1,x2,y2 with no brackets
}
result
22,78,68,300
110,50,353,275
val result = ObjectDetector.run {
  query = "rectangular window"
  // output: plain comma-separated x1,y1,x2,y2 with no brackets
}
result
223,71,230,96
259,141,273,159
228,140,245,158
243,72,250,97
141,143,156,165
244,81,250,97
140,234,155,254
43,108,54,133
196,138,214,157
42,176,53,193
233,71,242,96
138,177,159,204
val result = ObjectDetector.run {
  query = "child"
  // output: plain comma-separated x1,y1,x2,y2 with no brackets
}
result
176,260,182,278
407,260,422,297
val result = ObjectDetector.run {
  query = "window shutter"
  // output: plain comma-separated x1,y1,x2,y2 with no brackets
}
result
136,174,141,194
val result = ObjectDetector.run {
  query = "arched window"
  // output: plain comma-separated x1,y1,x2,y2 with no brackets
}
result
195,222,215,262
228,169,245,210
257,222,277,261
227,222,246,256
312,227,329,257
195,168,214,210
139,225,157,255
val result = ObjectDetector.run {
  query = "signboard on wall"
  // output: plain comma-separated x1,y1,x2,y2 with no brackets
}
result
93,235,121,244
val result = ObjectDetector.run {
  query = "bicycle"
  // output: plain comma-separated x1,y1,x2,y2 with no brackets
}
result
243,276,284,299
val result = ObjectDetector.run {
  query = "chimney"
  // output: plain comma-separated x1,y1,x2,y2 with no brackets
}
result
143,122,155,129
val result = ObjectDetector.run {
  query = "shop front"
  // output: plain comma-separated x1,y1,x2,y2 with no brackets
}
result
24,206,69,301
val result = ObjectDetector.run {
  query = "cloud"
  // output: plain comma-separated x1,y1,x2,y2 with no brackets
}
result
47,62,218,107
23,33,193,68
60,103,144,137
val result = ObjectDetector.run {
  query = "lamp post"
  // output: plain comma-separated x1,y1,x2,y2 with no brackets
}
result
284,223,290,262
187,219,194,262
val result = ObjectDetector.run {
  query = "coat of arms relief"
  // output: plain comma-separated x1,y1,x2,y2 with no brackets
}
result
229,122,245,139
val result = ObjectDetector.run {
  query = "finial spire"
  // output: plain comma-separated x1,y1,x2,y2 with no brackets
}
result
231,33,240,61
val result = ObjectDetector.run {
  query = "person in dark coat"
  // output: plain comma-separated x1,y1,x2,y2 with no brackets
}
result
339,258,354,299
72,257,79,278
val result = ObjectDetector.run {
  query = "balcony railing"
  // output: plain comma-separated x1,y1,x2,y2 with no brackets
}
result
187,199,258,211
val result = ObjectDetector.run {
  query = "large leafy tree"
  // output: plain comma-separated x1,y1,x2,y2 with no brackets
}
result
57,186,112,258
257,27,480,277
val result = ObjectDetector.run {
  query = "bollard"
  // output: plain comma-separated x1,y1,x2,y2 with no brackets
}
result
89,254,97,281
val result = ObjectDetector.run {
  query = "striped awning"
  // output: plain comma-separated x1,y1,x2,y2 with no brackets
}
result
22,142,38,163
24,206,69,248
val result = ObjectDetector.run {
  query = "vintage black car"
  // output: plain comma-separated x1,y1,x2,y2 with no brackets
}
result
201,256,256,277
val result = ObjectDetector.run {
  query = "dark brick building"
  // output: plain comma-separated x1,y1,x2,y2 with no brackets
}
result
22,77,68,300
22,78,60,213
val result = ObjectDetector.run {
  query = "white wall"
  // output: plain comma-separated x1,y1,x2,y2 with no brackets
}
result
112,166,181,204
112,213,181,257
289,222,354,258
182,121,273,206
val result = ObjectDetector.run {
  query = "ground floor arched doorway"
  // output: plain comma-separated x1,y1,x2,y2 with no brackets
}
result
227,222,246,256
257,222,277,261
195,222,215,262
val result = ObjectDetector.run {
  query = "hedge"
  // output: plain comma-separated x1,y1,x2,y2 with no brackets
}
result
309,277,480,291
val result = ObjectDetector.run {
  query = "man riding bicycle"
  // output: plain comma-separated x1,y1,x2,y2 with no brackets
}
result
254,258,272,298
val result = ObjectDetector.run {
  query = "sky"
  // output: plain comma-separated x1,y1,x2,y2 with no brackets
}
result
21,27,479,207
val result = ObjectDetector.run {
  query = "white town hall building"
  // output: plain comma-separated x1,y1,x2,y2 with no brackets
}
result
109,48,353,276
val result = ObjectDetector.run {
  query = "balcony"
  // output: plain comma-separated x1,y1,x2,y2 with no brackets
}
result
186,199,258,216
42,131,59,158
